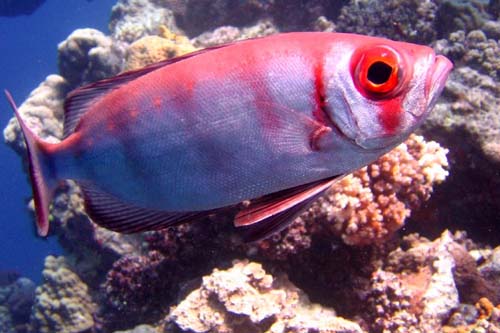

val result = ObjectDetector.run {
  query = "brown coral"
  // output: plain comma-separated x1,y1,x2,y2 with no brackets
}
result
30,256,97,333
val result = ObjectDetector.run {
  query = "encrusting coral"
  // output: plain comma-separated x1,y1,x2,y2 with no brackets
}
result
125,26,198,70
30,256,97,333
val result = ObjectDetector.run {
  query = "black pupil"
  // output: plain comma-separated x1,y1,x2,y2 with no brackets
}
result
367,61,393,84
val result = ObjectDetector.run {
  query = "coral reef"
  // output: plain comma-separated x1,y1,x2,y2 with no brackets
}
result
3,74,69,152
336,0,438,43
0,276,35,332
3,1,500,333
125,27,197,70
192,20,278,48
166,260,363,333
367,231,460,332
31,256,97,333
58,28,126,87
419,29,500,241
169,0,347,37
113,325,158,333
110,0,178,43
326,135,449,246
335,0,495,44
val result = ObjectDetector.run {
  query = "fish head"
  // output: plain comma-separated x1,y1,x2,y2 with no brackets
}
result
323,36,453,150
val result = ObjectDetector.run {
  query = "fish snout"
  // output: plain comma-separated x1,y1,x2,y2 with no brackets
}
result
426,54,453,103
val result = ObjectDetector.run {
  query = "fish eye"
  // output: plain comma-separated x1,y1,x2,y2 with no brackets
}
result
352,46,402,98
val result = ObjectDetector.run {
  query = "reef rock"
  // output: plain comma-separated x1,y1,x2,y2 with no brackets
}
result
0,306,14,333
3,74,69,151
113,324,158,333
192,20,279,48
429,30,500,161
30,256,97,333
110,0,178,43
366,231,460,332
125,27,197,70
58,28,126,87
167,260,362,333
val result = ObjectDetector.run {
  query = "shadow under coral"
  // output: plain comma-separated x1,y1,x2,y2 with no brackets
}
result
406,125,500,245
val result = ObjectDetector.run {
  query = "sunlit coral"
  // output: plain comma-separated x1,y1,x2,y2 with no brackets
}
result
125,27,198,70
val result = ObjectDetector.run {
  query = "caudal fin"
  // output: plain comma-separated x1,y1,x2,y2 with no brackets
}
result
5,90,57,236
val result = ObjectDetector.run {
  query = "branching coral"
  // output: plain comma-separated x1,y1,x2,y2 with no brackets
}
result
326,134,449,245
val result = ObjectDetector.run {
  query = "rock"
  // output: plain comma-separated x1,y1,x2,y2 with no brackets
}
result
125,28,197,70
110,0,178,43
58,28,126,86
30,256,97,333
3,75,69,152
113,324,158,333
167,260,362,333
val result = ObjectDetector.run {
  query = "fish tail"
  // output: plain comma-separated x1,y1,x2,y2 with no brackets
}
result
5,90,59,237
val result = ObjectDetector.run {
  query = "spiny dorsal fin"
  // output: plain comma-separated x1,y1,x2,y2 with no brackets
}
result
62,44,230,138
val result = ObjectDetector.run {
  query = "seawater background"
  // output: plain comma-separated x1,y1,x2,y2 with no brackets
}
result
0,0,116,282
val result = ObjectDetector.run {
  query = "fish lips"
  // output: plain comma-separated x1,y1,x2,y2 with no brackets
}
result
425,54,453,111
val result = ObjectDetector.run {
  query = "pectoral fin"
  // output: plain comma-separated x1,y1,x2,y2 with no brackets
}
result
235,176,340,242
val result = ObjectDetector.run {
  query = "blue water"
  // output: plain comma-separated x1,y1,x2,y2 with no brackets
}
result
0,0,117,283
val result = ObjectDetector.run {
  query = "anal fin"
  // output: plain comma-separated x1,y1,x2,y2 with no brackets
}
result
80,184,215,233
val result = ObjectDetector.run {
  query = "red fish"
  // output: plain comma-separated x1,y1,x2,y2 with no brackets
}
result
6,32,452,240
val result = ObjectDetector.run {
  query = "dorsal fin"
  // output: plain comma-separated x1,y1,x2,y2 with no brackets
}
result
62,44,230,138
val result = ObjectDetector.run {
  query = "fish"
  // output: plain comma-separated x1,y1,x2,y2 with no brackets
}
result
5,32,453,241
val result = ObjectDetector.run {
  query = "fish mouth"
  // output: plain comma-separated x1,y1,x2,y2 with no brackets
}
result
426,54,453,104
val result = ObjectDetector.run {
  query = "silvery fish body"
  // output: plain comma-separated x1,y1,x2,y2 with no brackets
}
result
6,32,452,239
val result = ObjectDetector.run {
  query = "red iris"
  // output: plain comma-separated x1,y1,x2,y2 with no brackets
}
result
352,46,402,99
